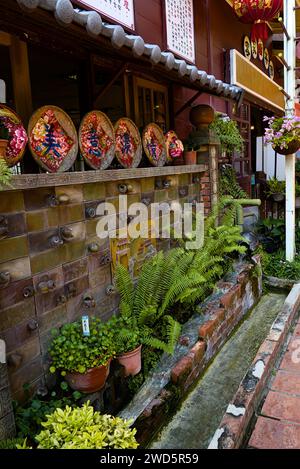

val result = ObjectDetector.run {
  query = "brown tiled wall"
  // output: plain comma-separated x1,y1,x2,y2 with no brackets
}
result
0,172,210,402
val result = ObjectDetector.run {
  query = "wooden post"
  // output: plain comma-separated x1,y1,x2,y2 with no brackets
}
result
9,36,33,125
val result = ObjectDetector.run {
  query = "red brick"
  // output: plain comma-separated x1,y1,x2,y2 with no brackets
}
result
190,340,206,365
271,370,300,396
211,308,226,325
262,390,300,423
249,416,300,449
220,285,241,308
198,319,217,339
171,354,194,385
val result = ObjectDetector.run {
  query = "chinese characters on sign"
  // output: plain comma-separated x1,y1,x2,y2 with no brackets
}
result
73,0,135,30
165,0,195,63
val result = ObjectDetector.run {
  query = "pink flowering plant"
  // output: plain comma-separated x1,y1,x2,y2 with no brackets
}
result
264,115,300,151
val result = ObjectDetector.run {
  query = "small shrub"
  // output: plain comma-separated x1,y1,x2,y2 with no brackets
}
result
35,402,138,449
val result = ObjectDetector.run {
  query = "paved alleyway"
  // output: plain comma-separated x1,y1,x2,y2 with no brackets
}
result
249,319,300,449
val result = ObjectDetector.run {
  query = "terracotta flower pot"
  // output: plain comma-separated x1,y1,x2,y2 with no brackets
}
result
0,139,8,159
65,359,111,393
273,140,300,156
117,345,142,377
184,151,197,165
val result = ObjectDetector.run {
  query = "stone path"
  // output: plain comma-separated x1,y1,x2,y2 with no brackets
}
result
249,319,300,449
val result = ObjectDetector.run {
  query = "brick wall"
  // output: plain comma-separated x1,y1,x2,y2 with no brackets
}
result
0,169,213,402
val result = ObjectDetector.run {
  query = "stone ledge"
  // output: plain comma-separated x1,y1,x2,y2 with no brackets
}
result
118,257,262,446
208,282,300,450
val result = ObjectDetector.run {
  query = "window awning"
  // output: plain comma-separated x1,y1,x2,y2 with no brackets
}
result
14,0,244,103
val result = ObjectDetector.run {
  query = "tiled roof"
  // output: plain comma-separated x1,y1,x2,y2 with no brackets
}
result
16,0,243,102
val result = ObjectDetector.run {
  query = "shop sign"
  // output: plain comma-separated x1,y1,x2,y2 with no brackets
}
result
243,35,274,81
230,49,284,111
165,0,195,63
73,0,135,30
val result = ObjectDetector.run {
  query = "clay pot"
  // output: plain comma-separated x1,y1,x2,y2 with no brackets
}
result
117,345,142,377
273,140,300,156
0,139,8,159
189,105,215,129
65,359,111,393
184,151,197,165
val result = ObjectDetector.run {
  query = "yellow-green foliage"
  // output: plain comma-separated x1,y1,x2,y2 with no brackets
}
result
35,402,138,449
0,159,12,189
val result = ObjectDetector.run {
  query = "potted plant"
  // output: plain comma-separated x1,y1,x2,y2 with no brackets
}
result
264,115,300,155
0,122,9,159
266,177,286,202
110,315,142,377
49,318,115,393
34,402,139,449
183,143,197,165
209,114,244,157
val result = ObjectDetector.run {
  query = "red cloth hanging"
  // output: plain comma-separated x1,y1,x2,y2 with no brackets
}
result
233,0,283,41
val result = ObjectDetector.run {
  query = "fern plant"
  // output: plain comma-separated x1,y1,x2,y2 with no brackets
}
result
219,166,248,199
115,252,182,355
114,200,246,355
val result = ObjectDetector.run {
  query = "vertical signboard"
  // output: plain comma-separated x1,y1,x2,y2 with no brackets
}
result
165,0,195,63
73,0,135,30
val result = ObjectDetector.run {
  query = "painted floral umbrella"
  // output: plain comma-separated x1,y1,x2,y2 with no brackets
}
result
0,105,28,167
142,123,167,167
79,111,115,170
28,106,78,173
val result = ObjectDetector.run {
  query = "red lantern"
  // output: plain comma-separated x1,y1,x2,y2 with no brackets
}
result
233,0,283,41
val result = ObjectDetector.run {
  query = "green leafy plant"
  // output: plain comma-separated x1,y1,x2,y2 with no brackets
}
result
296,159,300,173
256,217,285,253
219,166,248,199
109,315,141,356
35,402,138,449
114,200,246,355
49,318,115,375
265,177,285,197
209,115,244,155
115,252,182,355
0,158,12,189
0,438,25,449
296,181,300,197
14,389,82,441
261,250,300,280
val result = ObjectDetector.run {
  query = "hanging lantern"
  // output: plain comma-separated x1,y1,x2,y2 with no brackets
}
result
233,0,283,41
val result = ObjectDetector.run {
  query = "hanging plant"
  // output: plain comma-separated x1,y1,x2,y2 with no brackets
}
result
209,115,244,156
264,115,300,155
